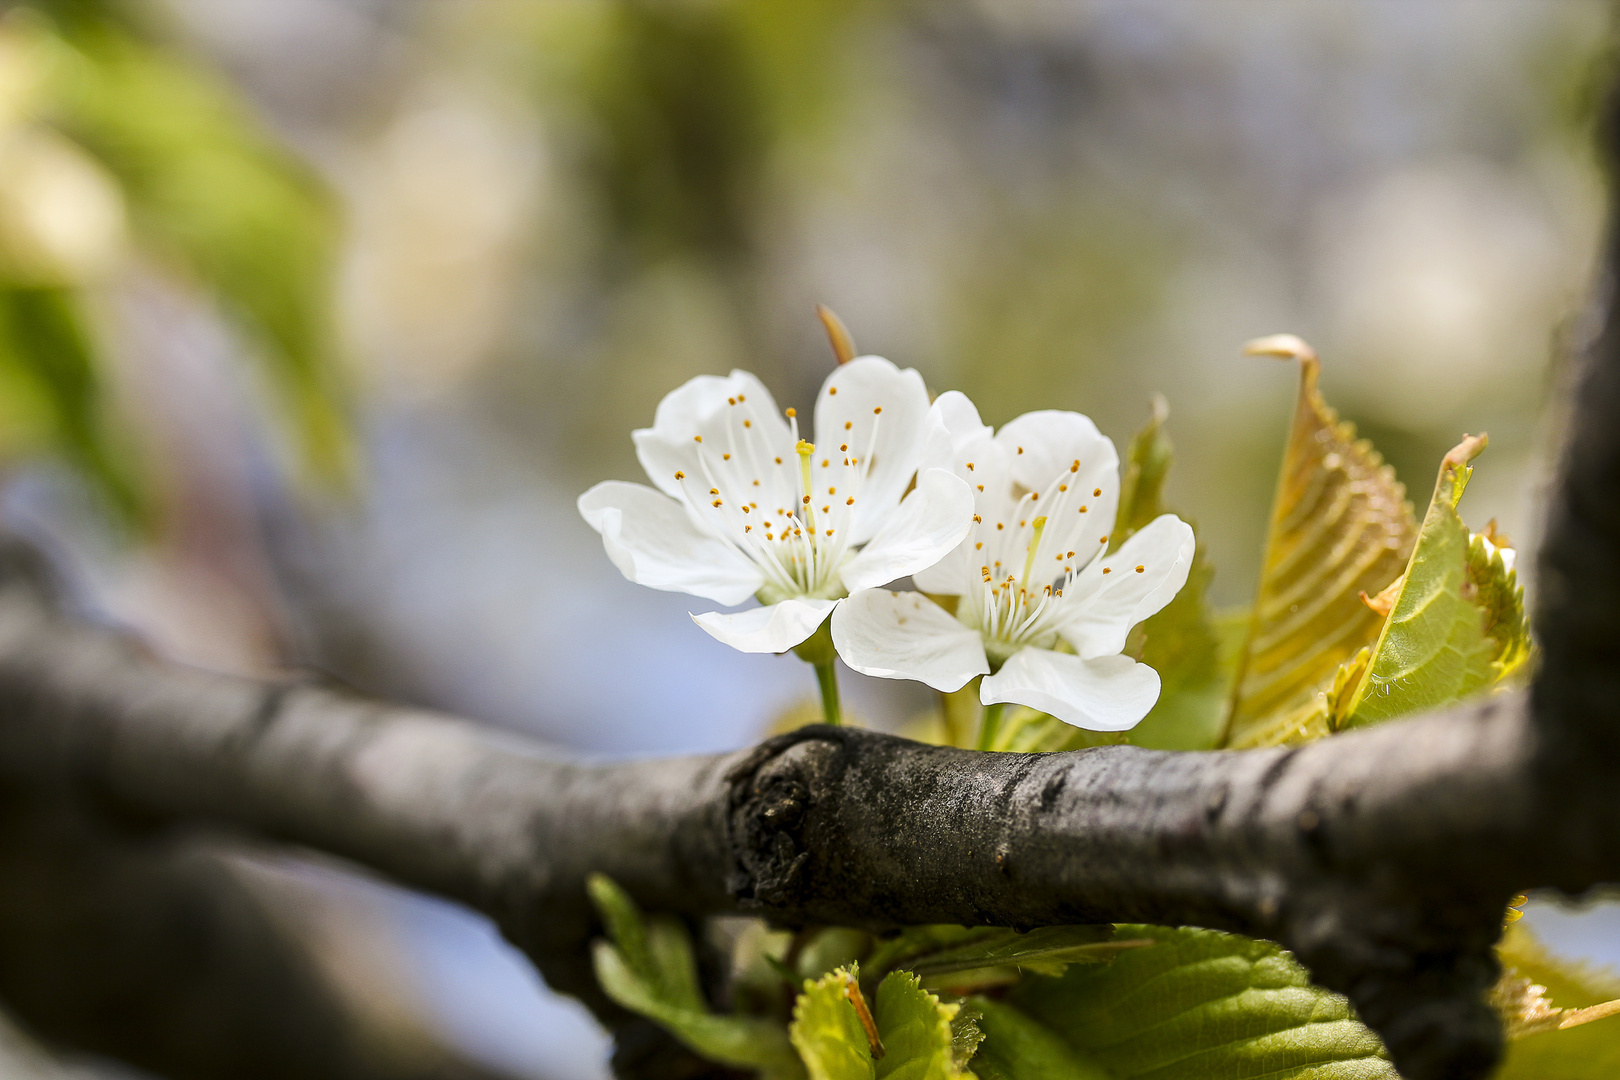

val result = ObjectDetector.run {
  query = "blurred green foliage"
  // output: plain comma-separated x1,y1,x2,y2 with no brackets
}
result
0,0,347,519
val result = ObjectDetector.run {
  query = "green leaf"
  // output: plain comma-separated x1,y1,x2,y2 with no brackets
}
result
588,874,803,1078
1224,338,1416,748
790,965,967,1080
866,925,1126,985
1341,435,1531,728
44,13,350,483
903,926,1140,986
874,970,959,1080
0,284,136,516
1111,397,1233,751
1493,921,1620,1079
969,998,1113,1080
1111,393,1174,552
1004,924,1395,1079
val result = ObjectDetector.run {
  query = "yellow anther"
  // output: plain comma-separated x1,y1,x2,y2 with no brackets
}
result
674,471,685,480
1070,460,1080,472
786,408,796,418
694,435,702,443
1135,565,1145,573
1094,488,1102,497
723,453,731,460
846,497,854,505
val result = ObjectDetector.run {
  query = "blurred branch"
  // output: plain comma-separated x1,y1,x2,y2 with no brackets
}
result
0,792,514,1080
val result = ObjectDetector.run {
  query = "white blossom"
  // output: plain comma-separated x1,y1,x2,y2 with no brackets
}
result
832,392,1195,730
579,358,974,653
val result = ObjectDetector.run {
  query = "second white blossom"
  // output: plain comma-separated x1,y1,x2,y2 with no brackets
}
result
832,392,1195,730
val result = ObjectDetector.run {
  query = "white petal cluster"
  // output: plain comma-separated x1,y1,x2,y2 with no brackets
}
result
578,357,974,654
831,392,1195,731
580,367,1196,732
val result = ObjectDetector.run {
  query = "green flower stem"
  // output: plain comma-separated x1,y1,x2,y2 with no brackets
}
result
814,659,843,727
792,617,843,726
977,701,1005,750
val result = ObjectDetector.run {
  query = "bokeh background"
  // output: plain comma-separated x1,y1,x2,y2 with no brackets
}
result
0,1,1614,1077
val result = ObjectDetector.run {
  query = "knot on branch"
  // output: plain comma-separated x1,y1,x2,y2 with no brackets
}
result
723,725,850,910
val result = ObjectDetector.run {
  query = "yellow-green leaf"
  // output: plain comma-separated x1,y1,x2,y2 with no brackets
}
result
791,965,967,1080
1223,336,1416,748
1340,435,1530,727
792,966,875,1080
1495,921,1620,1079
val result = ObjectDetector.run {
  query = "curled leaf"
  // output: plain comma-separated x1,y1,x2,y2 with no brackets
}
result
1224,338,1416,748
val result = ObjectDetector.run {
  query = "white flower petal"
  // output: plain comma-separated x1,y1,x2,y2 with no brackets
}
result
579,481,764,605
841,468,975,591
692,596,840,654
994,410,1116,496
832,589,988,691
966,410,1117,584
633,370,791,499
911,534,974,595
813,356,931,543
1060,514,1196,659
920,390,991,462
981,647,1160,731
